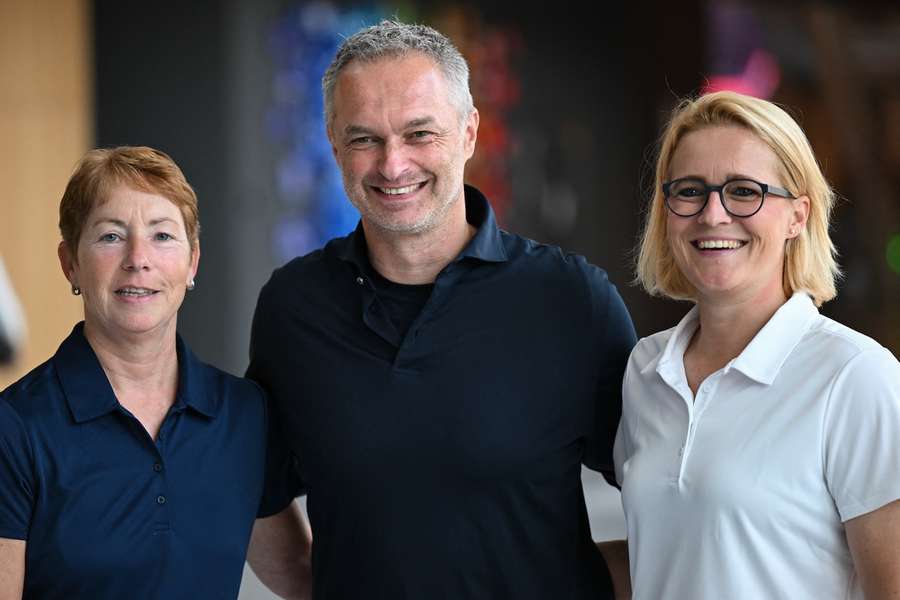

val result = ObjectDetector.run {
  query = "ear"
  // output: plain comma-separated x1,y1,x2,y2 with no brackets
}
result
188,242,200,284
327,124,340,163
58,241,78,287
462,107,479,161
787,195,810,239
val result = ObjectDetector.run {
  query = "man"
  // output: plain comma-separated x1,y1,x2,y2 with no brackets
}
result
246,19,636,600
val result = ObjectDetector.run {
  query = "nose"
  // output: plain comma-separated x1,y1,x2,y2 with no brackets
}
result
122,237,151,271
697,188,732,226
377,139,412,182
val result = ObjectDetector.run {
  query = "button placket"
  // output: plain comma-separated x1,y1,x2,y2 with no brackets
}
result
676,417,694,481
153,436,172,532
677,372,724,483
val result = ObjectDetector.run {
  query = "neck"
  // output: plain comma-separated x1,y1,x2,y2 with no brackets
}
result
364,195,475,284
690,285,790,363
83,319,179,404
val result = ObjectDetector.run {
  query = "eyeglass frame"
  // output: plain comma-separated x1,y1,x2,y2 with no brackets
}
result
662,177,797,218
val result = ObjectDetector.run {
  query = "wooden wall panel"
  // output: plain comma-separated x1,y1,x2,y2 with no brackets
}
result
0,0,90,388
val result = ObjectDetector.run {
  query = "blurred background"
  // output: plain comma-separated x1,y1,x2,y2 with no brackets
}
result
1,1,897,597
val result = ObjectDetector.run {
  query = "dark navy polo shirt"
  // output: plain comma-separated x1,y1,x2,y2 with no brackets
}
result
248,185,637,600
0,323,266,599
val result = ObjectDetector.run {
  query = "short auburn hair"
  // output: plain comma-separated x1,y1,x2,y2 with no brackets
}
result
59,146,200,251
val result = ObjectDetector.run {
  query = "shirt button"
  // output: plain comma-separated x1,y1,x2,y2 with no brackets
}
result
156,495,167,505
355,276,364,285
153,463,163,472
678,446,684,457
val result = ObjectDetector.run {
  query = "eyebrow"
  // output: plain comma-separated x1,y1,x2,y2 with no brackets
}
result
403,117,437,130
673,173,758,182
342,125,376,138
341,117,439,138
90,217,179,228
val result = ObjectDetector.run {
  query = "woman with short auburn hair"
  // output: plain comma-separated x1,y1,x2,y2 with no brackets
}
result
0,146,266,600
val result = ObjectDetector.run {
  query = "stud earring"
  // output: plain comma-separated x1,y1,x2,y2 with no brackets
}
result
187,279,195,291
71,285,81,296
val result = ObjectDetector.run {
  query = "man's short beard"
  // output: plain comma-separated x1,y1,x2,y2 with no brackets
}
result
346,182,462,236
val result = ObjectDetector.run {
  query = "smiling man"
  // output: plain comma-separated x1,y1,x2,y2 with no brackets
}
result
244,20,636,600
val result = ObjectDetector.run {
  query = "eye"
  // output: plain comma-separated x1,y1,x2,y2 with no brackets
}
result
100,232,122,242
725,181,764,201
154,232,175,241
408,130,435,142
730,186,760,198
348,136,376,147
675,185,706,199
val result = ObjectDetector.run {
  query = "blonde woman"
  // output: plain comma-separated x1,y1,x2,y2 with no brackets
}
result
615,91,900,599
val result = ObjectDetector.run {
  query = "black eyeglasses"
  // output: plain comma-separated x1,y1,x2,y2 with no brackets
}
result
662,177,796,218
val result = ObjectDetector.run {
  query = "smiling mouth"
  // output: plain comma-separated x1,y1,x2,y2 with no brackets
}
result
692,239,747,250
115,287,159,297
373,182,427,195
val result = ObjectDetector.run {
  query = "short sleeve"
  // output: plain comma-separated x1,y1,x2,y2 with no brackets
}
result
823,347,900,522
247,275,307,518
0,400,34,539
256,405,306,518
613,352,639,488
582,263,637,484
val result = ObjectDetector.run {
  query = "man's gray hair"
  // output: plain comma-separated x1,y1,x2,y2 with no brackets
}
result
322,19,474,130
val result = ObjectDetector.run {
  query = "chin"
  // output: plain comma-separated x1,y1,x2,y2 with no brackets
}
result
114,314,175,336
372,212,433,234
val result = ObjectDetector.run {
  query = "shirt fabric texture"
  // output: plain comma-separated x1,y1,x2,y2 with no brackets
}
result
0,322,267,599
247,185,637,600
614,292,900,600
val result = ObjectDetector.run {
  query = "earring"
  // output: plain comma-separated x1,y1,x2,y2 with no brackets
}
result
71,285,81,296
187,279,195,291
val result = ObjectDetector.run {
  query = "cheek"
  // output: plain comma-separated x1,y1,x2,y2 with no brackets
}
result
341,152,371,177
75,252,118,282
665,219,689,251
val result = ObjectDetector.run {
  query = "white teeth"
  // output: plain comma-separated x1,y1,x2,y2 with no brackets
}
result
117,288,155,296
380,184,420,195
697,240,744,249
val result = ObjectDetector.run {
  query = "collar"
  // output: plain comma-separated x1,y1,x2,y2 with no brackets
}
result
650,292,819,387
649,303,699,391
332,184,508,270
730,292,819,384
55,322,219,423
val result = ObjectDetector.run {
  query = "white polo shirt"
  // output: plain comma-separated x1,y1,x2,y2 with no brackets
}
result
614,292,900,600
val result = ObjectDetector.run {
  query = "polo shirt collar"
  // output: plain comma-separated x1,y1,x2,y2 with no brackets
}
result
649,303,699,391
333,184,508,269
730,292,818,384
456,185,507,263
55,322,219,423
649,292,819,388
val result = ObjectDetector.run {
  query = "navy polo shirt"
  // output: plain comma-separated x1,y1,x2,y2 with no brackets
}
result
248,185,637,600
0,323,266,599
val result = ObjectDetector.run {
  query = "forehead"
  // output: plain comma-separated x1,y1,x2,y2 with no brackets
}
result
332,53,455,128
669,125,780,179
88,184,184,223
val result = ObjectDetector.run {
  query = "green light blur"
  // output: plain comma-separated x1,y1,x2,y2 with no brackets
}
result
887,234,900,275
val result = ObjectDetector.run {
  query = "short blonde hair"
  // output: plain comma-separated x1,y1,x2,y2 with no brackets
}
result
59,146,200,252
635,91,840,306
